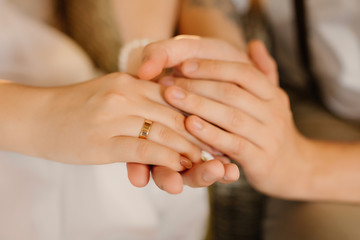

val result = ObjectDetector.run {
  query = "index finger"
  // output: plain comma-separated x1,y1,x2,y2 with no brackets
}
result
138,35,248,80
180,59,276,100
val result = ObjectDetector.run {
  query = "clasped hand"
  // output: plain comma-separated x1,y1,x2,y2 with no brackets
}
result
134,36,311,199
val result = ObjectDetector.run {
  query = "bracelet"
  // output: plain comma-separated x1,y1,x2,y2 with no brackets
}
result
118,38,151,72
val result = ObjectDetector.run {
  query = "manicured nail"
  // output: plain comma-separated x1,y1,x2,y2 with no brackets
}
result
203,172,217,182
191,117,203,130
171,87,186,99
159,76,175,86
201,150,214,162
183,60,198,74
180,157,193,169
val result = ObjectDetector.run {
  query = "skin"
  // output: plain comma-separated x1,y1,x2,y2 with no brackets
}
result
130,36,248,193
0,1,243,196
138,36,360,202
121,0,249,193
0,73,205,171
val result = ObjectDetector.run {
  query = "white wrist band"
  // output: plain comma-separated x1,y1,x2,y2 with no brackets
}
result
118,38,151,72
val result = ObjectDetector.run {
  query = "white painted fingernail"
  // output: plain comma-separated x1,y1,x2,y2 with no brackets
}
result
201,150,215,162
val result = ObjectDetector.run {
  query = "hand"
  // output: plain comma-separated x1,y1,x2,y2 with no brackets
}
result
127,155,240,194
160,41,313,199
138,35,249,80
30,73,208,172
126,35,246,193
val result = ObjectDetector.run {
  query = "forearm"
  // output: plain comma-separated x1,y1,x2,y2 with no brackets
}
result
305,139,360,202
0,80,54,157
110,0,180,43
179,0,246,50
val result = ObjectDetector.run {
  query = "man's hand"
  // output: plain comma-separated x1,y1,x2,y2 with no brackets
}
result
158,40,315,199
138,35,249,80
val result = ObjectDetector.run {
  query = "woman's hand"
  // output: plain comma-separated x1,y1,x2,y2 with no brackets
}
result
160,41,315,199
17,73,212,171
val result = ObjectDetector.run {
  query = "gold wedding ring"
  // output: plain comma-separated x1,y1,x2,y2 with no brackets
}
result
139,119,153,139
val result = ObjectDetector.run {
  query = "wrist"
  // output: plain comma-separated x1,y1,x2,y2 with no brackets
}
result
300,138,339,201
0,82,58,157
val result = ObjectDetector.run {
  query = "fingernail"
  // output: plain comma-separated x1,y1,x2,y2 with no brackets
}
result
224,171,240,181
223,175,230,181
183,60,198,74
201,150,214,162
191,117,203,130
159,76,175,86
180,157,193,169
171,87,186,99
203,172,217,182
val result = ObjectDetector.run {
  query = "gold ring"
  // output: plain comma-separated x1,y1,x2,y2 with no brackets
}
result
139,119,153,139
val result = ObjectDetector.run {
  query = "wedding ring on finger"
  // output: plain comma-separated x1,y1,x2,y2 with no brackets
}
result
139,119,153,139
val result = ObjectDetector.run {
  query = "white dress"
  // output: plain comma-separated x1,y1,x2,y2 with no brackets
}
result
0,1,209,239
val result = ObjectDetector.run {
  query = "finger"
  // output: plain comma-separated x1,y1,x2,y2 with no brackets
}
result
218,163,240,184
164,86,269,148
132,99,215,155
182,160,225,188
159,76,269,123
180,59,275,100
127,163,150,187
215,155,231,164
151,166,184,194
248,40,279,85
185,115,265,169
112,116,201,163
109,136,192,171
138,36,246,80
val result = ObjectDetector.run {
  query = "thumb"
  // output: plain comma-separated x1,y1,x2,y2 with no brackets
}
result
248,40,279,85
138,35,245,80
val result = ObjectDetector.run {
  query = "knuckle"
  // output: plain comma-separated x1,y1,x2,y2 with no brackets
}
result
182,79,195,92
229,136,248,158
157,126,173,143
111,72,129,83
227,108,243,130
102,91,128,108
204,60,222,75
109,72,134,89
240,65,256,83
221,83,240,102
173,113,186,133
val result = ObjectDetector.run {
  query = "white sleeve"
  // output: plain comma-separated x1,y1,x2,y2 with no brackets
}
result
309,0,360,120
